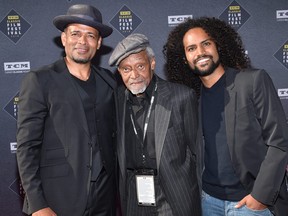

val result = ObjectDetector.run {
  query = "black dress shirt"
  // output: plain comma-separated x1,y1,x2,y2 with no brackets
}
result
125,76,157,170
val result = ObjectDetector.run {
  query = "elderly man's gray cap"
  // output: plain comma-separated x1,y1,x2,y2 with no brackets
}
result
109,33,149,66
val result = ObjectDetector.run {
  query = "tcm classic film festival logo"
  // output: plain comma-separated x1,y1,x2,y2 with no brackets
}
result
219,0,250,31
0,9,31,43
3,92,19,121
110,5,142,37
274,40,288,70
9,177,25,199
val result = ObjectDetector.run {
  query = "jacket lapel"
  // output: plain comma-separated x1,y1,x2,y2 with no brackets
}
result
224,69,237,150
154,79,171,170
118,87,127,179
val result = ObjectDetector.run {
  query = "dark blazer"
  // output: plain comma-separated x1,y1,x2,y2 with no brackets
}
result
117,75,201,216
199,68,288,215
16,59,117,216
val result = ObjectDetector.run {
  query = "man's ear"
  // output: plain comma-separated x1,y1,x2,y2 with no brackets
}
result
151,57,156,70
183,57,188,64
61,32,66,47
97,37,102,50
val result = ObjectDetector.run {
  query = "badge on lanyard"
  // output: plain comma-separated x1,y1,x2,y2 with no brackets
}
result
125,84,158,206
136,173,156,206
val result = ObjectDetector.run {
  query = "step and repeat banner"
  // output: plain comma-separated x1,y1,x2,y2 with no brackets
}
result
0,0,287,215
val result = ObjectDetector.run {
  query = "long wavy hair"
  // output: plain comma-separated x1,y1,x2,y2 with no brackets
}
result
163,17,251,97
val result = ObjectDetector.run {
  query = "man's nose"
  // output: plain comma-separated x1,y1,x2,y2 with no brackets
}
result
130,69,139,78
196,45,206,56
78,35,87,44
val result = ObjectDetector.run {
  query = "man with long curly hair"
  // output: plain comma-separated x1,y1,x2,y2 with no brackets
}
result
163,17,288,216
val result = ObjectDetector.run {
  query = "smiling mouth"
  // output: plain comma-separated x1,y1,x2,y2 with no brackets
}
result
195,57,211,66
78,49,88,53
75,47,89,53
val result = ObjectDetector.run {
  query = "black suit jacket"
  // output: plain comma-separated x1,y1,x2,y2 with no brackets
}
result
16,59,117,216
118,75,201,216
198,68,288,215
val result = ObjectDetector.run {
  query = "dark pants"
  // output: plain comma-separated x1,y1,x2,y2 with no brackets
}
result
83,168,116,216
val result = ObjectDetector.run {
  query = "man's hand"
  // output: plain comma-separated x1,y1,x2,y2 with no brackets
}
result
32,207,57,216
235,194,268,210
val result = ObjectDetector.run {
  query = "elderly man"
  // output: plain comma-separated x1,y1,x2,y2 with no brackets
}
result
109,33,201,216
17,4,117,216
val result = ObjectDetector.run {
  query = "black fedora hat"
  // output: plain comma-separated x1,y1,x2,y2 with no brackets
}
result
53,4,113,38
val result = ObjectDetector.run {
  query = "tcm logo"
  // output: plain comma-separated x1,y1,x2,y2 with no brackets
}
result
278,88,288,97
229,6,240,11
10,142,17,153
4,61,30,73
276,10,288,19
168,15,192,26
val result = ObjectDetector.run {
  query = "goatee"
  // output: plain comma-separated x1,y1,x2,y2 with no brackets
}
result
73,58,90,64
192,58,220,77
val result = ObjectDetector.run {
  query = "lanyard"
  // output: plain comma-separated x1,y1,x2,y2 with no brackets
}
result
126,83,158,143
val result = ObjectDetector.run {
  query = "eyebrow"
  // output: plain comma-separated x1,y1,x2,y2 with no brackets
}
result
185,38,213,48
199,38,213,45
69,29,98,35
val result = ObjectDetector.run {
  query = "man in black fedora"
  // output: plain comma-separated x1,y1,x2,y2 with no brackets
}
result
17,4,117,216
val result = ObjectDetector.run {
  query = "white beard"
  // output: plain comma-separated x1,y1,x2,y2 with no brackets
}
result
129,85,147,95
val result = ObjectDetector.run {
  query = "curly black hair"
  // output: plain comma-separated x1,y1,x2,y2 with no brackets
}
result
163,17,251,97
